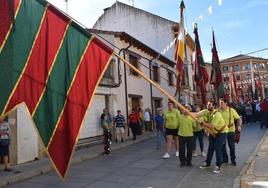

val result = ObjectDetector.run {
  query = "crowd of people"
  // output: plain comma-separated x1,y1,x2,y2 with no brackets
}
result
236,98,268,129
100,97,243,174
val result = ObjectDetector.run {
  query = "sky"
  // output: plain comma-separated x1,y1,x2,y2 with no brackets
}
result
47,0,268,62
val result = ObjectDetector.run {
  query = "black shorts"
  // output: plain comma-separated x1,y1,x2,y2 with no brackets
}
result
165,128,178,136
0,145,9,157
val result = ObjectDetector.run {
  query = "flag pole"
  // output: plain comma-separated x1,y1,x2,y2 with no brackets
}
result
113,52,216,137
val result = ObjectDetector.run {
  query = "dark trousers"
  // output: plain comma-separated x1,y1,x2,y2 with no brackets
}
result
222,132,236,163
103,130,112,154
179,136,193,165
260,111,268,129
206,133,227,167
130,123,139,140
193,130,204,152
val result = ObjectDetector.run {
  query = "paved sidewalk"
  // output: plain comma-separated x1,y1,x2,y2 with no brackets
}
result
239,127,268,188
0,132,154,187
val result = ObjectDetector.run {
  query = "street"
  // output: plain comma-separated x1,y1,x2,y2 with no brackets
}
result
5,123,265,188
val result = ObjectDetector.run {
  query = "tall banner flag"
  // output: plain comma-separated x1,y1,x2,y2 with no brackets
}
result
210,30,224,100
174,0,185,96
257,78,263,100
0,0,113,179
232,71,239,103
193,24,209,105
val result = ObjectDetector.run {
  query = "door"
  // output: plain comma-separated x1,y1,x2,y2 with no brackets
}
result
79,94,106,139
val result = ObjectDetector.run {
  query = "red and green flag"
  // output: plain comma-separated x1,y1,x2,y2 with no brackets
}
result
210,30,224,100
0,0,113,179
193,24,209,105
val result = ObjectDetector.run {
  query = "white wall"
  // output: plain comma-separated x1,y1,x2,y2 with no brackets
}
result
93,2,177,61
93,1,195,105
17,104,38,164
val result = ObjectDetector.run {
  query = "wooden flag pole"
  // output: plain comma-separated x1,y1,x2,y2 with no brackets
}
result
114,52,215,137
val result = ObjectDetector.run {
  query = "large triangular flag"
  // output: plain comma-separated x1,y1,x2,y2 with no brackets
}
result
210,30,224,100
0,0,113,179
174,0,185,96
194,24,209,105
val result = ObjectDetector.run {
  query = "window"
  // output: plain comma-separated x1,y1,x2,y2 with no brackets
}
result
236,75,240,81
167,71,174,86
224,77,229,82
152,65,160,83
234,65,240,72
245,63,251,70
246,74,251,79
103,59,115,79
129,53,140,76
222,66,228,72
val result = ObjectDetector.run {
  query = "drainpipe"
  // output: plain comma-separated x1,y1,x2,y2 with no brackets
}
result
149,54,161,130
122,44,132,136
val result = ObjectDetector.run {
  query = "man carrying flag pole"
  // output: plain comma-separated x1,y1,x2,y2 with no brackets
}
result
174,0,186,97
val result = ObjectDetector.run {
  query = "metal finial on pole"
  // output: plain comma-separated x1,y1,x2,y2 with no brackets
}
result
65,0,68,13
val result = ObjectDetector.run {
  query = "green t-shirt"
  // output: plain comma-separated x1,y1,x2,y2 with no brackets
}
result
101,119,112,130
193,116,205,132
164,109,181,129
199,109,228,134
219,107,240,132
178,115,196,137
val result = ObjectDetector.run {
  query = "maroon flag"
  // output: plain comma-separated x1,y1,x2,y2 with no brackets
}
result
194,24,209,105
210,30,224,100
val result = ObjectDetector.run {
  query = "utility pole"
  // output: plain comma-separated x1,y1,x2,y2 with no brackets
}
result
128,0,134,6
65,0,68,13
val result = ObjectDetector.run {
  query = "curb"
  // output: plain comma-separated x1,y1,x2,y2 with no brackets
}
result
0,134,154,187
233,129,268,188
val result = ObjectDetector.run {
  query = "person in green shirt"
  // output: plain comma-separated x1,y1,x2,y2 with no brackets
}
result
163,101,181,159
198,100,227,174
178,105,196,167
192,104,206,157
219,98,241,166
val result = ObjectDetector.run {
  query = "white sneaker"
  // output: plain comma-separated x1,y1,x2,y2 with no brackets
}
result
199,162,210,169
192,151,197,157
201,152,206,157
176,151,179,157
213,166,221,174
163,153,170,159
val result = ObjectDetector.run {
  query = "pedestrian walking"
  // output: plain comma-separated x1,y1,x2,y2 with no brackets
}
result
219,98,241,166
0,115,12,171
155,108,164,149
113,110,126,143
102,114,113,155
128,109,140,140
178,105,196,167
198,101,228,174
144,108,152,132
163,101,181,159
192,104,206,157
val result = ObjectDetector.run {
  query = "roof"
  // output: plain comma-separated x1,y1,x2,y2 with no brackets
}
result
90,29,176,67
100,1,177,27
96,1,195,51
221,54,268,64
